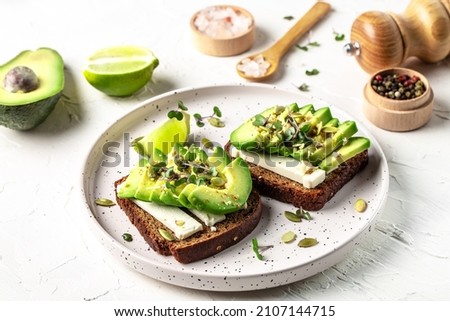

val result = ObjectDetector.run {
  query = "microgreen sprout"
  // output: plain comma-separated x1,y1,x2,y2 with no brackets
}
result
295,41,320,51
305,68,320,76
167,100,189,120
252,238,273,261
193,105,224,128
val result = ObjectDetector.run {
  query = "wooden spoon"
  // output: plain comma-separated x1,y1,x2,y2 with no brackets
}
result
236,1,331,81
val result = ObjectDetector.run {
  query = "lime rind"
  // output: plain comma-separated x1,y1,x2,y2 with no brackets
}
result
83,45,159,96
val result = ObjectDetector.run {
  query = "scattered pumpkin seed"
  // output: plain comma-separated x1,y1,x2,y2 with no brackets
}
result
284,210,302,222
208,117,225,128
95,198,116,207
281,231,297,243
175,220,185,227
296,208,312,220
298,237,318,248
354,198,367,212
201,137,214,149
158,228,175,241
122,233,133,242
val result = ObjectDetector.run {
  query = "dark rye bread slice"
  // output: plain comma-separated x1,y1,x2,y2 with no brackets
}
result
224,142,369,211
114,177,262,264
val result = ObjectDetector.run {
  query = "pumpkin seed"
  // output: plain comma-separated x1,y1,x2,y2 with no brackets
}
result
284,210,302,222
158,228,175,241
354,198,367,212
95,198,115,207
281,231,297,243
175,220,185,227
201,137,214,149
208,117,225,128
298,237,318,248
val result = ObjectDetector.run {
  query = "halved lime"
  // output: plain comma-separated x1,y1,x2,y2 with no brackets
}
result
135,111,190,159
83,45,159,97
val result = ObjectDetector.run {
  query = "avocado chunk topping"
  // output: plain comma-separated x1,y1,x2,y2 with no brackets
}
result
0,48,64,130
118,143,252,215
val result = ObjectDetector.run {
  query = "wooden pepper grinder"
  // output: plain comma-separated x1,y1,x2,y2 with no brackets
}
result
344,0,450,73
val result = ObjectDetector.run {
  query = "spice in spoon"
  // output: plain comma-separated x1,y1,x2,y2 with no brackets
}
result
237,54,270,77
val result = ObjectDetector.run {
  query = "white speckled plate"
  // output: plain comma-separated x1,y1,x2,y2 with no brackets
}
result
81,84,389,291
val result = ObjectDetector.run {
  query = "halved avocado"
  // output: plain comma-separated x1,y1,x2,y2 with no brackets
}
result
0,48,64,130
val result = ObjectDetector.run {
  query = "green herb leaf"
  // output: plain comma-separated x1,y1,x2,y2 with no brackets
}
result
283,15,294,20
308,41,320,47
298,83,309,92
174,111,183,121
177,100,188,111
122,233,133,242
334,33,345,41
167,110,177,119
305,68,320,76
193,113,202,120
213,106,222,117
196,120,205,127
296,44,308,51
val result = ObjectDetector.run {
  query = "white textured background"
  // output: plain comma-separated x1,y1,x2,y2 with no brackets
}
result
1,0,449,300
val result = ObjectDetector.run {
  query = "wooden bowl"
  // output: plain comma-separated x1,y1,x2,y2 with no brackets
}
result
363,67,434,131
190,5,255,57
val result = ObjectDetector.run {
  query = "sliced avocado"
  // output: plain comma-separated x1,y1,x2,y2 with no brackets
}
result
206,146,231,172
307,107,333,134
185,157,252,215
230,103,315,151
117,158,149,198
319,137,371,172
0,48,64,130
309,121,358,163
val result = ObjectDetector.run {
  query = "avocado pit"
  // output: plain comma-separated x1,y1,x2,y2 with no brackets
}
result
3,65,39,93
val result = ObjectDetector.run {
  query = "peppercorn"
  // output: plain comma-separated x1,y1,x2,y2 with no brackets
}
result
371,73,426,100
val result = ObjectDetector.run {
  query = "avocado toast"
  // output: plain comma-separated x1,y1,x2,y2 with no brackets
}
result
227,103,370,211
114,114,262,264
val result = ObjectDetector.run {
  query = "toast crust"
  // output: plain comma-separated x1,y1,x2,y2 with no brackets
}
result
114,178,262,264
224,142,369,211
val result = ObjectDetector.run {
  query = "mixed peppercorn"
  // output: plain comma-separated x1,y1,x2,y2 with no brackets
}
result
371,73,426,100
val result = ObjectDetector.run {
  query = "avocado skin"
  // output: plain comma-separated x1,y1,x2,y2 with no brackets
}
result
0,92,61,130
0,48,64,130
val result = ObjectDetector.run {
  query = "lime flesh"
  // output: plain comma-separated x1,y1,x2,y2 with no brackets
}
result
83,45,159,97
135,111,191,159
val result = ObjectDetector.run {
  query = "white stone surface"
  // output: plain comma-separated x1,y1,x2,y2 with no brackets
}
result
1,0,449,301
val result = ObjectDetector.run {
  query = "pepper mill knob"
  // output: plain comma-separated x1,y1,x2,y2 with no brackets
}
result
346,0,450,73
